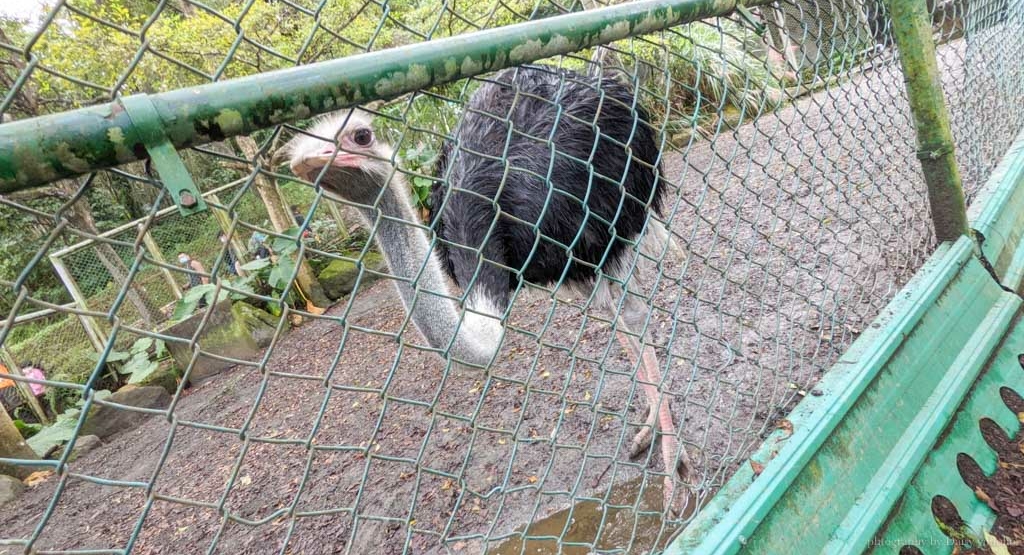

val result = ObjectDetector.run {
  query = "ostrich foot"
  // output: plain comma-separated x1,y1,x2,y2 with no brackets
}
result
648,394,694,516
626,399,695,516
660,430,695,517
629,406,657,459
612,316,695,516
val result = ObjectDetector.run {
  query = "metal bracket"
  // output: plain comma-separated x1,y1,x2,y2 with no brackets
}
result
916,141,954,160
734,4,766,36
118,94,207,216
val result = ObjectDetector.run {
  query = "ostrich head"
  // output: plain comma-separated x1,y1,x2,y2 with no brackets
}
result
287,110,395,205
281,109,504,367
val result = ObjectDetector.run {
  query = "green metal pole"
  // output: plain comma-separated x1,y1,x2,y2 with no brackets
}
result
887,0,970,242
0,0,770,194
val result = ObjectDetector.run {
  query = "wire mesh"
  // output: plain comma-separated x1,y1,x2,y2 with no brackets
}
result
0,0,1022,553
929,0,1024,200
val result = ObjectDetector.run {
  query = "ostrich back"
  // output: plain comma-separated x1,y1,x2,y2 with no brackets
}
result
429,65,663,312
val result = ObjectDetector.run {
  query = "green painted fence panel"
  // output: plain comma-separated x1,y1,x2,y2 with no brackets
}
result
873,317,1024,553
968,129,1024,292
671,130,1024,555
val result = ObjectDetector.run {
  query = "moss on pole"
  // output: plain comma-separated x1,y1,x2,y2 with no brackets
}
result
887,0,970,242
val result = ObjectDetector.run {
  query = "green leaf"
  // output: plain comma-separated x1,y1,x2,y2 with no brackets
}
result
183,283,215,303
26,417,78,457
120,351,151,375
127,360,161,385
272,229,301,255
230,279,257,300
171,298,199,321
13,419,42,439
91,349,130,363
268,254,296,291
131,337,154,355
203,287,228,307
240,258,271,271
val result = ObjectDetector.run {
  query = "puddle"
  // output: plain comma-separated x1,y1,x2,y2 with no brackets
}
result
488,476,700,555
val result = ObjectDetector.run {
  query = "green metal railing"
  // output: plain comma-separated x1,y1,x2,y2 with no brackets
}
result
0,0,1022,553
0,0,764,192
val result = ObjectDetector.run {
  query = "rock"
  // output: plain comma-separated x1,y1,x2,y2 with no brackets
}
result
134,362,180,395
0,474,24,505
232,302,278,348
165,301,278,383
81,386,170,439
318,251,386,300
0,408,37,479
59,435,102,462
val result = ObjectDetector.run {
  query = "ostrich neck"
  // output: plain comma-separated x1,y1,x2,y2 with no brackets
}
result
352,174,502,366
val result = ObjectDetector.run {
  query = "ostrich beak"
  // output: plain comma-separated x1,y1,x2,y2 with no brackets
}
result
290,147,366,181
329,153,365,169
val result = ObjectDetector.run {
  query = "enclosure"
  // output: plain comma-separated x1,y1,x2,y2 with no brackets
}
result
0,0,1023,553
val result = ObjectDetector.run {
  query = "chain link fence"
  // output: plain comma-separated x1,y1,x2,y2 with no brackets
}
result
0,0,1022,553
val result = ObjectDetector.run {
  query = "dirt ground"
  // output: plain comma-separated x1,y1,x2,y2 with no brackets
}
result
0,38,1005,554
938,388,1024,555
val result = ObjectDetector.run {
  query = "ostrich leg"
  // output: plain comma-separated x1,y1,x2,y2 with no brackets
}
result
614,318,693,513
629,397,658,459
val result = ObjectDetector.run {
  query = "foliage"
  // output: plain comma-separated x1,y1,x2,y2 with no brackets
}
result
90,336,170,385
10,0,542,116
169,283,231,321
170,226,308,320
26,390,111,457
624,20,785,135
13,418,42,439
0,200,70,314
401,142,441,215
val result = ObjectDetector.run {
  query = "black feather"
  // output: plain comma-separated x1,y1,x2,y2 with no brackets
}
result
429,64,662,311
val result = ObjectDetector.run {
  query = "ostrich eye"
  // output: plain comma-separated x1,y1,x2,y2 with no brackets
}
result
352,128,373,147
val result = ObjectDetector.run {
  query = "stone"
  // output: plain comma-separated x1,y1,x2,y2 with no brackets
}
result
81,386,170,439
318,251,386,300
164,300,279,383
232,302,278,348
0,407,37,479
60,435,102,462
0,474,24,505
134,362,180,395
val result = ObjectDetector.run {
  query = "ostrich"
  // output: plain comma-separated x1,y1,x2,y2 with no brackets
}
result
286,65,692,510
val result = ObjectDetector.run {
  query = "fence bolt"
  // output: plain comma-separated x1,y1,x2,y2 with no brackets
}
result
886,0,970,242
180,191,197,208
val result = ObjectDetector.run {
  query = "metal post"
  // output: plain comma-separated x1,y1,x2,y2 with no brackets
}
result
49,255,109,352
887,0,970,242
141,229,183,300
207,192,248,268
324,200,351,240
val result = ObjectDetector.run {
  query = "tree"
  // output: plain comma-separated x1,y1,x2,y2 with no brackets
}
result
233,136,331,309
1,0,552,321
1,26,160,325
